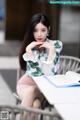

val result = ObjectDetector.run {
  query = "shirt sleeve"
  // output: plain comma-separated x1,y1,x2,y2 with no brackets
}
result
49,40,63,54
41,40,63,64
41,40,63,75
53,40,63,54
23,52,37,62
23,52,44,77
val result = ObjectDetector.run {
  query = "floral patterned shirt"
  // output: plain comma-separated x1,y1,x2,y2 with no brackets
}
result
23,39,63,77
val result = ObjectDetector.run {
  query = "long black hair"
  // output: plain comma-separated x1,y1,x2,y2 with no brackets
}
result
19,13,53,70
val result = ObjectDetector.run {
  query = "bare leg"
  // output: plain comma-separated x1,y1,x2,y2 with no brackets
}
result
30,98,41,120
21,88,43,120
17,75,44,120
21,86,37,107
33,98,41,108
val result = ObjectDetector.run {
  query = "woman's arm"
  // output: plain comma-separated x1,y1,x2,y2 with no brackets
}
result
40,41,56,63
26,41,43,54
23,41,43,61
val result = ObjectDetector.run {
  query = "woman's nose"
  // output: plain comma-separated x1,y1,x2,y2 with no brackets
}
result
38,31,41,36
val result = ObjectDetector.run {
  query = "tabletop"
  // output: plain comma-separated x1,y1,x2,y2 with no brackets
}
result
32,75,80,120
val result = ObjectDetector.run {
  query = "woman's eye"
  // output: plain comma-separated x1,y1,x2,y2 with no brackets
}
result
42,29,46,32
33,29,46,33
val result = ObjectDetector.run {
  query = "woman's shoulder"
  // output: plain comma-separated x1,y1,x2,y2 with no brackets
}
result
47,39,63,46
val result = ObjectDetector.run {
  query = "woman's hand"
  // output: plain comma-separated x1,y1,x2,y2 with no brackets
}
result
39,41,53,50
26,41,43,55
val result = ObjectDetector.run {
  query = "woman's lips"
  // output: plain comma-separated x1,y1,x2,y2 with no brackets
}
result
37,38,43,41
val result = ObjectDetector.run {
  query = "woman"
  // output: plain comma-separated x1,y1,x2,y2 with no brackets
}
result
16,13,63,112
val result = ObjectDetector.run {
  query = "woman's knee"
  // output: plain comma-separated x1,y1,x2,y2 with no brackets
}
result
33,99,41,108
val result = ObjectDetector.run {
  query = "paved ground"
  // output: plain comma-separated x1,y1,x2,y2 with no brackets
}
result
0,39,21,56
0,39,21,92
0,47,19,104
0,74,16,105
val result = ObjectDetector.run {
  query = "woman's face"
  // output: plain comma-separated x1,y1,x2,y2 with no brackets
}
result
33,22,48,42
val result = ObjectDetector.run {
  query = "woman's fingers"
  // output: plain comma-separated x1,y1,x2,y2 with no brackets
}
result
39,42,51,49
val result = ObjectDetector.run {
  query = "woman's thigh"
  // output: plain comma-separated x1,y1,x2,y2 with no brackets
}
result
16,74,44,102
17,73,36,85
17,84,44,105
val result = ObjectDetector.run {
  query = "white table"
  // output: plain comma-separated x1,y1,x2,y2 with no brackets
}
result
32,75,80,120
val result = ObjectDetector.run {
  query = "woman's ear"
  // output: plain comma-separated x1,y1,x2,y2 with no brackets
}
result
47,31,49,37
47,26,50,37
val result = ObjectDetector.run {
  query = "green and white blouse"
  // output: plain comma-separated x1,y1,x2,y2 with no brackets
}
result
23,39,63,77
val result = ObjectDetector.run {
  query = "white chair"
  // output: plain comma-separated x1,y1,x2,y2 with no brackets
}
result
59,55,80,74
0,104,61,120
